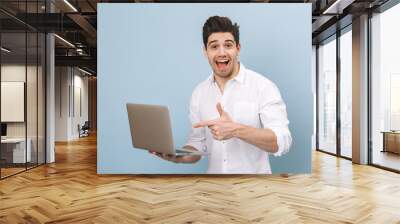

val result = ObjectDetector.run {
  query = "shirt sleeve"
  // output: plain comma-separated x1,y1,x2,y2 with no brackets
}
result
185,89,207,152
258,81,292,157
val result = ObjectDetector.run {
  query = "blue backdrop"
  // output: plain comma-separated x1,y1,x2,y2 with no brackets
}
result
98,3,312,174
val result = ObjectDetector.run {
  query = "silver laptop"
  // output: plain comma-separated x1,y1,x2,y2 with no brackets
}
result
126,103,208,156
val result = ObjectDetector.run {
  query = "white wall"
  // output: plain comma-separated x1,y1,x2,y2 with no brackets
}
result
1,64,46,164
55,66,69,141
70,72,89,138
55,67,89,141
1,66,26,131
1,65,42,137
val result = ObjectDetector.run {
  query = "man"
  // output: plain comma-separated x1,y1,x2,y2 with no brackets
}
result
151,16,292,174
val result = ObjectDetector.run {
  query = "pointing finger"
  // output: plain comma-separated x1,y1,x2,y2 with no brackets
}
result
216,103,224,117
193,119,218,128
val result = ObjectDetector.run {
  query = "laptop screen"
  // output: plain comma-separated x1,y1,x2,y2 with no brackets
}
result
1,123,7,137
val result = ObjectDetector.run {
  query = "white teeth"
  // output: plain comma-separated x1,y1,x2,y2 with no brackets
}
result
216,60,229,63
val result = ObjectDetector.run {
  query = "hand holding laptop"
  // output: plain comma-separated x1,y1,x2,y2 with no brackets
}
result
148,151,184,163
126,103,208,164
148,145,202,163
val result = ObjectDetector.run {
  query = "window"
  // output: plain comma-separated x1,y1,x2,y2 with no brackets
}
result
318,36,337,154
371,2,400,171
339,28,352,158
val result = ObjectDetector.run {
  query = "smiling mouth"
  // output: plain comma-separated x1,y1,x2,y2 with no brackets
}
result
215,59,230,70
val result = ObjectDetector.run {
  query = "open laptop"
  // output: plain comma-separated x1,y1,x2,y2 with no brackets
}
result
126,103,208,156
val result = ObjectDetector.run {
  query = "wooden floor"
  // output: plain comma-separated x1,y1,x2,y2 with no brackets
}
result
372,150,400,171
0,167,26,178
1,134,400,223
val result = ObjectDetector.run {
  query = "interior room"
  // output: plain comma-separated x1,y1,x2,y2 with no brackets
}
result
0,0,399,223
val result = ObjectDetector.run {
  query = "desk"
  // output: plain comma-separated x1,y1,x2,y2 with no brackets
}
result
1,138,31,163
381,131,400,154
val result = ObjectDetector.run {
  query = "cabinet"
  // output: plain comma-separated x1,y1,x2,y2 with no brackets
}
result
382,131,400,154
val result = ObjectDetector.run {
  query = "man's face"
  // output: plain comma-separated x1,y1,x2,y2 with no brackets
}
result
204,32,240,79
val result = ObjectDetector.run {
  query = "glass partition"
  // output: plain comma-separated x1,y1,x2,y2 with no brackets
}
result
38,32,45,165
317,36,337,155
0,1,46,179
27,31,38,169
1,31,28,177
371,3,400,171
339,28,352,158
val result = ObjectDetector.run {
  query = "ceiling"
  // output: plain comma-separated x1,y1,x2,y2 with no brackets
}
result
0,0,393,75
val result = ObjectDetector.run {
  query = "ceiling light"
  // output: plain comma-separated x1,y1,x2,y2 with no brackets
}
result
1,47,11,53
323,0,354,15
78,67,93,76
76,48,84,55
323,0,342,14
63,0,78,12
54,34,75,48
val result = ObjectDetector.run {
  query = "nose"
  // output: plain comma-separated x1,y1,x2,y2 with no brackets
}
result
217,46,227,56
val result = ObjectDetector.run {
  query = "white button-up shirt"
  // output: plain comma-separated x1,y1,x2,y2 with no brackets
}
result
186,63,292,174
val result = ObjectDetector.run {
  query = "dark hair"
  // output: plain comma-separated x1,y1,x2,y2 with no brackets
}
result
202,16,240,48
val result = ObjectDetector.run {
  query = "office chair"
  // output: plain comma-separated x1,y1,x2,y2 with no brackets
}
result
79,121,90,138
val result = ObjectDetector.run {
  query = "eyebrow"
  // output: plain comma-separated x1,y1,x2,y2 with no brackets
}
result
207,39,235,46
207,40,218,46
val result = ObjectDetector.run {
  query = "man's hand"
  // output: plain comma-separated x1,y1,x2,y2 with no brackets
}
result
148,146,201,163
148,151,186,163
193,103,240,140
194,103,280,153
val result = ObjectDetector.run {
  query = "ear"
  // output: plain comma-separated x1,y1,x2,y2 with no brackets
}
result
236,43,241,53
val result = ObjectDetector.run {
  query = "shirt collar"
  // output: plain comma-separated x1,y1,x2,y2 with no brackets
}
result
234,63,246,84
207,62,246,84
